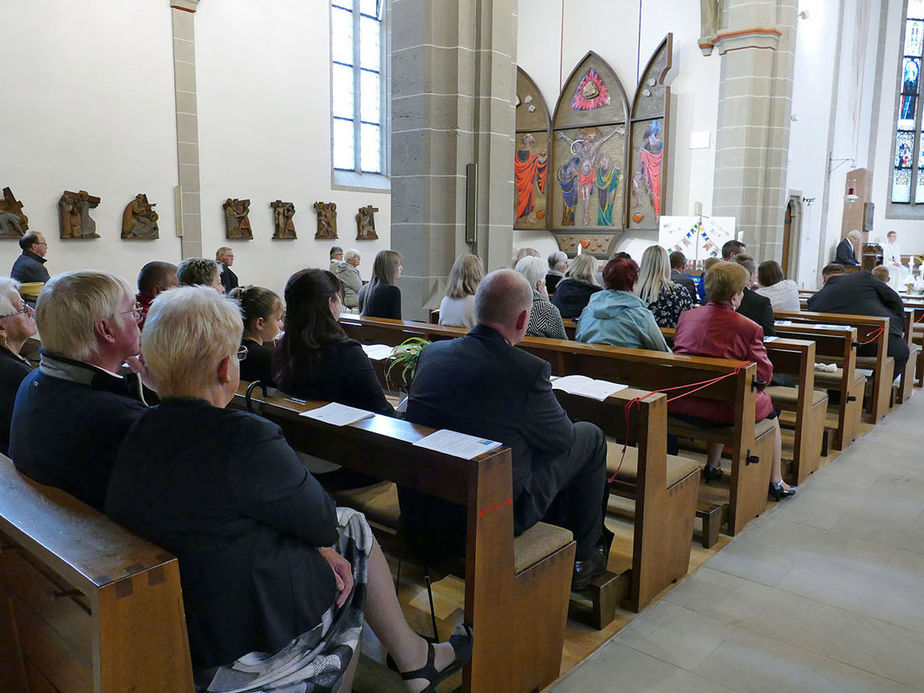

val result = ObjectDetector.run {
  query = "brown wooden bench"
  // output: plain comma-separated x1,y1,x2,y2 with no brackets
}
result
0,455,194,693
338,315,773,540
234,388,575,692
776,311,892,423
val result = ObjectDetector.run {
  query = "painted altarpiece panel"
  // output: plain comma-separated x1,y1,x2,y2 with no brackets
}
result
514,68,552,230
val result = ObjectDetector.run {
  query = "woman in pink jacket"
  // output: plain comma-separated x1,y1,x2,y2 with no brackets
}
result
671,261,796,501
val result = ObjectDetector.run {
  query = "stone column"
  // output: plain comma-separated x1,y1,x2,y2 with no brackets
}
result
171,0,203,259
391,0,517,320
711,0,798,262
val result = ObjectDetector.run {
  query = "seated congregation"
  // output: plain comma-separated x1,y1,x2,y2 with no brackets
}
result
1,236,918,692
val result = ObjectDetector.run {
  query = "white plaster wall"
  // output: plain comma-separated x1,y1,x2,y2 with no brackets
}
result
0,0,180,284
869,0,924,251
196,0,391,300
514,0,719,260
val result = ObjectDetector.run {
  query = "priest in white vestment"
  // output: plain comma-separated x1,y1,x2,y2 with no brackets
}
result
883,231,910,289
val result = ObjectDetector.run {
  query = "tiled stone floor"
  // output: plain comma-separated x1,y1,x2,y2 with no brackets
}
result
552,394,924,692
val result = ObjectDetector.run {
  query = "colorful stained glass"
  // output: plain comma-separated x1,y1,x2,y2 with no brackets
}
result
909,0,924,20
919,130,924,168
897,131,915,167
902,58,920,94
899,96,917,130
893,168,912,203
906,20,924,56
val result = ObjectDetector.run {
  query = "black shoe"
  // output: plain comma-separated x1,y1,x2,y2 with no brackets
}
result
702,465,723,483
400,623,474,692
572,541,608,591
768,481,797,501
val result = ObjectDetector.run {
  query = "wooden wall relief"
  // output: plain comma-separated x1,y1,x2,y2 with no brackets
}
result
223,198,253,240
121,194,159,239
271,200,297,239
314,202,338,240
59,190,100,239
0,187,28,239
356,205,379,240
515,68,552,230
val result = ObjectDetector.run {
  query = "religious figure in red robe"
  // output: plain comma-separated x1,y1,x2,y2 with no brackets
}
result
514,133,548,222
633,120,663,220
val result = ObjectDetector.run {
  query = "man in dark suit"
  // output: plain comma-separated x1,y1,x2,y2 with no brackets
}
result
669,250,698,301
11,232,50,284
734,255,776,337
808,270,909,374
721,239,746,260
406,269,611,589
216,246,238,294
834,230,861,267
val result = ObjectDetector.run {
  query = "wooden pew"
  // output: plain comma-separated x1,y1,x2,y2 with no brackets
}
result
0,455,194,693
234,388,575,693
773,323,864,450
338,315,772,539
776,311,893,423
661,327,825,485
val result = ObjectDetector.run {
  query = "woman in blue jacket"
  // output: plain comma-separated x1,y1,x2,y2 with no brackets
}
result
575,257,671,352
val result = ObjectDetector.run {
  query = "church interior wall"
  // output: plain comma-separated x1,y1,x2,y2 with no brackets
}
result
0,0,181,285
1,0,391,300
514,0,721,261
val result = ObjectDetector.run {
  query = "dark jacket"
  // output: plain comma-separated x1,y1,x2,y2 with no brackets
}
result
219,264,239,294
10,250,49,284
670,269,698,302
0,348,33,455
545,272,564,294
737,288,776,337
404,325,575,557
10,353,147,510
808,271,905,337
551,278,603,319
361,283,401,320
834,238,860,267
276,338,394,416
105,399,338,669
240,338,276,386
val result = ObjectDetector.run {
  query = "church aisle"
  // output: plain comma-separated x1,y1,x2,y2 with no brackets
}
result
551,393,924,692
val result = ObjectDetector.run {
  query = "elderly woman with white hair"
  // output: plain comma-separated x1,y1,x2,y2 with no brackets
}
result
551,253,602,319
516,255,568,339
0,277,37,454
105,286,472,693
546,250,568,294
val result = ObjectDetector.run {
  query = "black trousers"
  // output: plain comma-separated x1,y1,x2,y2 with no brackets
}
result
513,422,608,561
858,333,910,379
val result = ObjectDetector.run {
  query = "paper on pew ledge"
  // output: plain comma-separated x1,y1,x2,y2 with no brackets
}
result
299,402,375,426
550,374,627,401
774,320,791,326
763,336,777,342
361,343,396,360
413,429,502,460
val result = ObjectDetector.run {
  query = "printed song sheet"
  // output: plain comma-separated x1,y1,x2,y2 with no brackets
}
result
299,402,375,426
413,429,502,460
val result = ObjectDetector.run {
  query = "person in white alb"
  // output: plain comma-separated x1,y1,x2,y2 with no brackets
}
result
883,231,910,289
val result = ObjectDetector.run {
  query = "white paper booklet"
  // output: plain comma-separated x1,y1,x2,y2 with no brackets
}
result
361,344,395,361
413,429,502,460
551,374,627,401
299,402,375,426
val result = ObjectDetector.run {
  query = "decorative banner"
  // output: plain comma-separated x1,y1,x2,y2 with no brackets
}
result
658,216,737,264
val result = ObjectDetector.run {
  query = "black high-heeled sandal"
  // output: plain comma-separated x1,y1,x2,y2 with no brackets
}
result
400,623,474,692
769,481,797,501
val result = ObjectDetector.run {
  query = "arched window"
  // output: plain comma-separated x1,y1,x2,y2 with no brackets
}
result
891,0,924,205
331,0,385,176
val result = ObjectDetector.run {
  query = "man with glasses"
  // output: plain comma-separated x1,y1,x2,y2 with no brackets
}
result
11,232,50,284
10,271,153,511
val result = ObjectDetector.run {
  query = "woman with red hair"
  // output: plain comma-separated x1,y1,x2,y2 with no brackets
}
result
574,257,669,351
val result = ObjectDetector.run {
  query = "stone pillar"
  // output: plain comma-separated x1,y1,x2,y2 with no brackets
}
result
391,0,517,320
171,0,203,259
711,0,798,262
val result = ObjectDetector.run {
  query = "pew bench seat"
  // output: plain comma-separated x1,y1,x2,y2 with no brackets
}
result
605,442,700,488
766,386,829,408
668,413,777,443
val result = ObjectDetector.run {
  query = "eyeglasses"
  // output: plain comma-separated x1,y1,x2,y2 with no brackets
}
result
33,241,47,247
122,301,144,321
237,345,248,361
0,302,33,319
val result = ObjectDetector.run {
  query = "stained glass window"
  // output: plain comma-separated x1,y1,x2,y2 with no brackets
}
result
331,0,385,175
892,2,924,203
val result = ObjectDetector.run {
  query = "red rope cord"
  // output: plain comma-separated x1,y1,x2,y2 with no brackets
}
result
856,327,884,345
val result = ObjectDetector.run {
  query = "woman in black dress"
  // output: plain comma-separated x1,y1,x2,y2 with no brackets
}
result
0,277,37,454
105,286,472,693
228,285,283,385
359,250,403,319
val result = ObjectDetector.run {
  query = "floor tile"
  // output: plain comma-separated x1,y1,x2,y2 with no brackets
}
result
824,613,924,687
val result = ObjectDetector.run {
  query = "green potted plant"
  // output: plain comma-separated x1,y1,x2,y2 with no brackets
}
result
384,337,430,391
